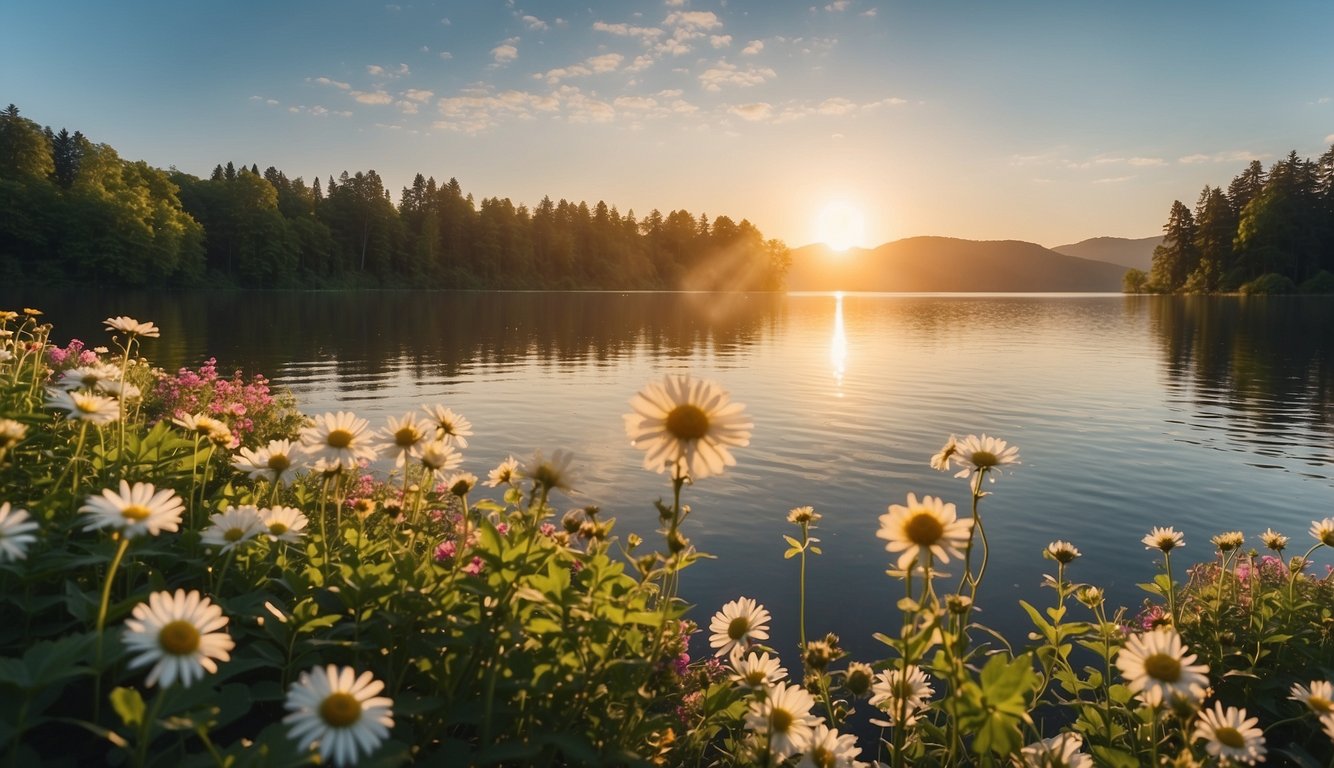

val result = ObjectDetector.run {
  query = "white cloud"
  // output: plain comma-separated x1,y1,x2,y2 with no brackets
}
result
367,63,410,78
824,0,850,11
817,97,857,115
861,7,878,16
435,86,559,133
863,96,908,108
1325,133,1334,144
729,102,773,121
1128,156,1165,167
249,96,281,106
558,86,616,123
492,42,519,64
626,54,655,73
742,40,764,55
699,61,777,91
665,11,722,30
440,17,451,25
351,90,394,105
288,104,352,118
536,53,624,84
1178,150,1263,164
593,20,663,39
587,53,623,73
1093,176,1134,184
664,0,686,6
396,100,419,115
521,14,548,31
402,89,435,102
439,51,454,60
614,96,658,110
710,35,732,48
310,76,351,90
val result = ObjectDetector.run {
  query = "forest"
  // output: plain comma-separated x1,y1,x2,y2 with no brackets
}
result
1130,145,1334,293
0,105,790,291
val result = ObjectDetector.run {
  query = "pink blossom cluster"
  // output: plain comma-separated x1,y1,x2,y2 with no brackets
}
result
152,358,275,442
45,338,101,371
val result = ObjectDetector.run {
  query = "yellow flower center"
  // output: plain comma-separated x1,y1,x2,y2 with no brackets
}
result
665,404,710,441
1308,696,1332,713
770,706,793,733
894,678,917,700
744,669,767,686
326,429,354,449
269,522,289,536
267,454,291,472
1156,536,1178,552
81,374,100,387
76,398,101,414
968,449,998,467
394,426,418,447
319,692,363,728
1142,652,1181,682
903,511,944,548
728,616,752,641
158,620,201,655
1213,726,1246,749
811,747,835,768
224,527,245,542
121,505,152,521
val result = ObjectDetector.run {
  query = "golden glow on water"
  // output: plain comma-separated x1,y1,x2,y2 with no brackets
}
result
830,292,847,396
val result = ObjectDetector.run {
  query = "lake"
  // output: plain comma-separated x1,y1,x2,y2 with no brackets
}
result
7,289,1334,665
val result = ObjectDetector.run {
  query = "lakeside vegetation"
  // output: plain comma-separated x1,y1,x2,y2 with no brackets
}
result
3,310,1334,766
1127,145,1334,294
0,105,790,291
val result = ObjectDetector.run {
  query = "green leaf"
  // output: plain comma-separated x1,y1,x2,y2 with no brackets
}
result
110,687,146,728
1091,745,1141,768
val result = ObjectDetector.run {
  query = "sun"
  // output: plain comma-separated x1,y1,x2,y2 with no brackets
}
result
815,200,866,252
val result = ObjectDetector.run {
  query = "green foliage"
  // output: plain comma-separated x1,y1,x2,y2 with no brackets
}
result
1300,269,1334,294
1240,272,1297,294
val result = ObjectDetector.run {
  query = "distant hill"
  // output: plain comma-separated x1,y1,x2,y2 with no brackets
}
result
786,236,1128,292
1051,235,1162,272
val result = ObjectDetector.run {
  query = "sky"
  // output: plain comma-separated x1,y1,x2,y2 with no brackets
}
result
4,0,1334,249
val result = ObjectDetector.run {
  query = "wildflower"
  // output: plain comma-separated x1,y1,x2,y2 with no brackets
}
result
950,433,1020,480
1017,732,1092,768
97,379,141,403
80,480,184,539
0,419,26,449
300,411,378,471
561,508,585,534
121,589,233,688
1323,713,1334,742
1192,702,1266,765
1116,628,1210,707
787,506,821,525
1045,540,1080,564
173,412,229,440
1310,518,1334,548
104,316,160,338
1143,527,1185,553
1076,586,1104,609
868,665,934,725
708,596,772,657
444,471,478,497
802,634,844,671
843,662,874,698
200,506,265,553
1290,681,1334,715
929,434,957,471
729,651,788,690
743,681,818,759
0,502,38,562
433,540,457,561
486,455,520,487
521,449,575,494
796,723,863,768
233,439,301,484
419,440,462,475
56,363,121,391
877,493,973,570
284,665,395,767
1259,528,1287,552
421,405,472,449
1211,531,1244,552
261,506,309,543
623,374,752,480
378,412,432,466
46,388,120,425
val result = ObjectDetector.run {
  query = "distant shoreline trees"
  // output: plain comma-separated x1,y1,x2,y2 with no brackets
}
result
0,105,791,291
1129,146,1334,294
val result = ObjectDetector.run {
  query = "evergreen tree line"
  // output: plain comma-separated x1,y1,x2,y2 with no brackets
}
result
0,105,790,290
1127,146,1334,294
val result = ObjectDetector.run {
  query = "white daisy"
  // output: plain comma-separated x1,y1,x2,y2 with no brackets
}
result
876,493,973,570
80,480,184,539
521,449,575,494
419,440,462,476
1115,628,1210,707
1192,702,1266,765
104,316,160,338
623,374,752,480
743,681,819,759
929,434,958,472
950,433,1020,480
1211,531,1244,552
200,506,265,553
1142,526,1185,553
96,379,141,404
421,405,472,449
444,471,478,497
121,589,233,688
796,723,864,768
377,412,433,467
868,665,934,726
0,502,39,562
1259,528,1288,552
1017,732,1092,768
261,506,309,543
0,418,27,449
1323,712,1334,742
1045,540,1081,565
46,388,120,425
708,597,772,657
56,363,121,391
284,664,395,767
1290,680,1334,716
729,651,788,690
486,455,520,487
1310,518,1334,547
300,411,378,471
232,439,301,484
172,412,230,441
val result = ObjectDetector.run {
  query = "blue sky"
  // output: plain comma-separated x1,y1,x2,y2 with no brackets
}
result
4,0,1333,248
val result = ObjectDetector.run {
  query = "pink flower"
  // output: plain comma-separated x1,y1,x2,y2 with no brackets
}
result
434,540,456,561
463,556,484,576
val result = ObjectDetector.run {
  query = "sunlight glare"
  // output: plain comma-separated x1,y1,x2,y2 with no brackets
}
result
816,200,867,252
830,291,847,396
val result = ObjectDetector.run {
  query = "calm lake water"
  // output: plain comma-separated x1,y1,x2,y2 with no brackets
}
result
8,289,1334,664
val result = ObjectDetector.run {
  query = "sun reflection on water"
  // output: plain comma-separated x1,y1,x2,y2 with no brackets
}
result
830,292,847,395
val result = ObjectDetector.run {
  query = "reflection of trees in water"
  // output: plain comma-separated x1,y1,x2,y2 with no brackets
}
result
14,290,784,390
1142,295,1334,458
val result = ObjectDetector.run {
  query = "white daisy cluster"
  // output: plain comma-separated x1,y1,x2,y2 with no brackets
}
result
200,505,309,552
708,596,772,658
624,374,752,481
930,433,1020,481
